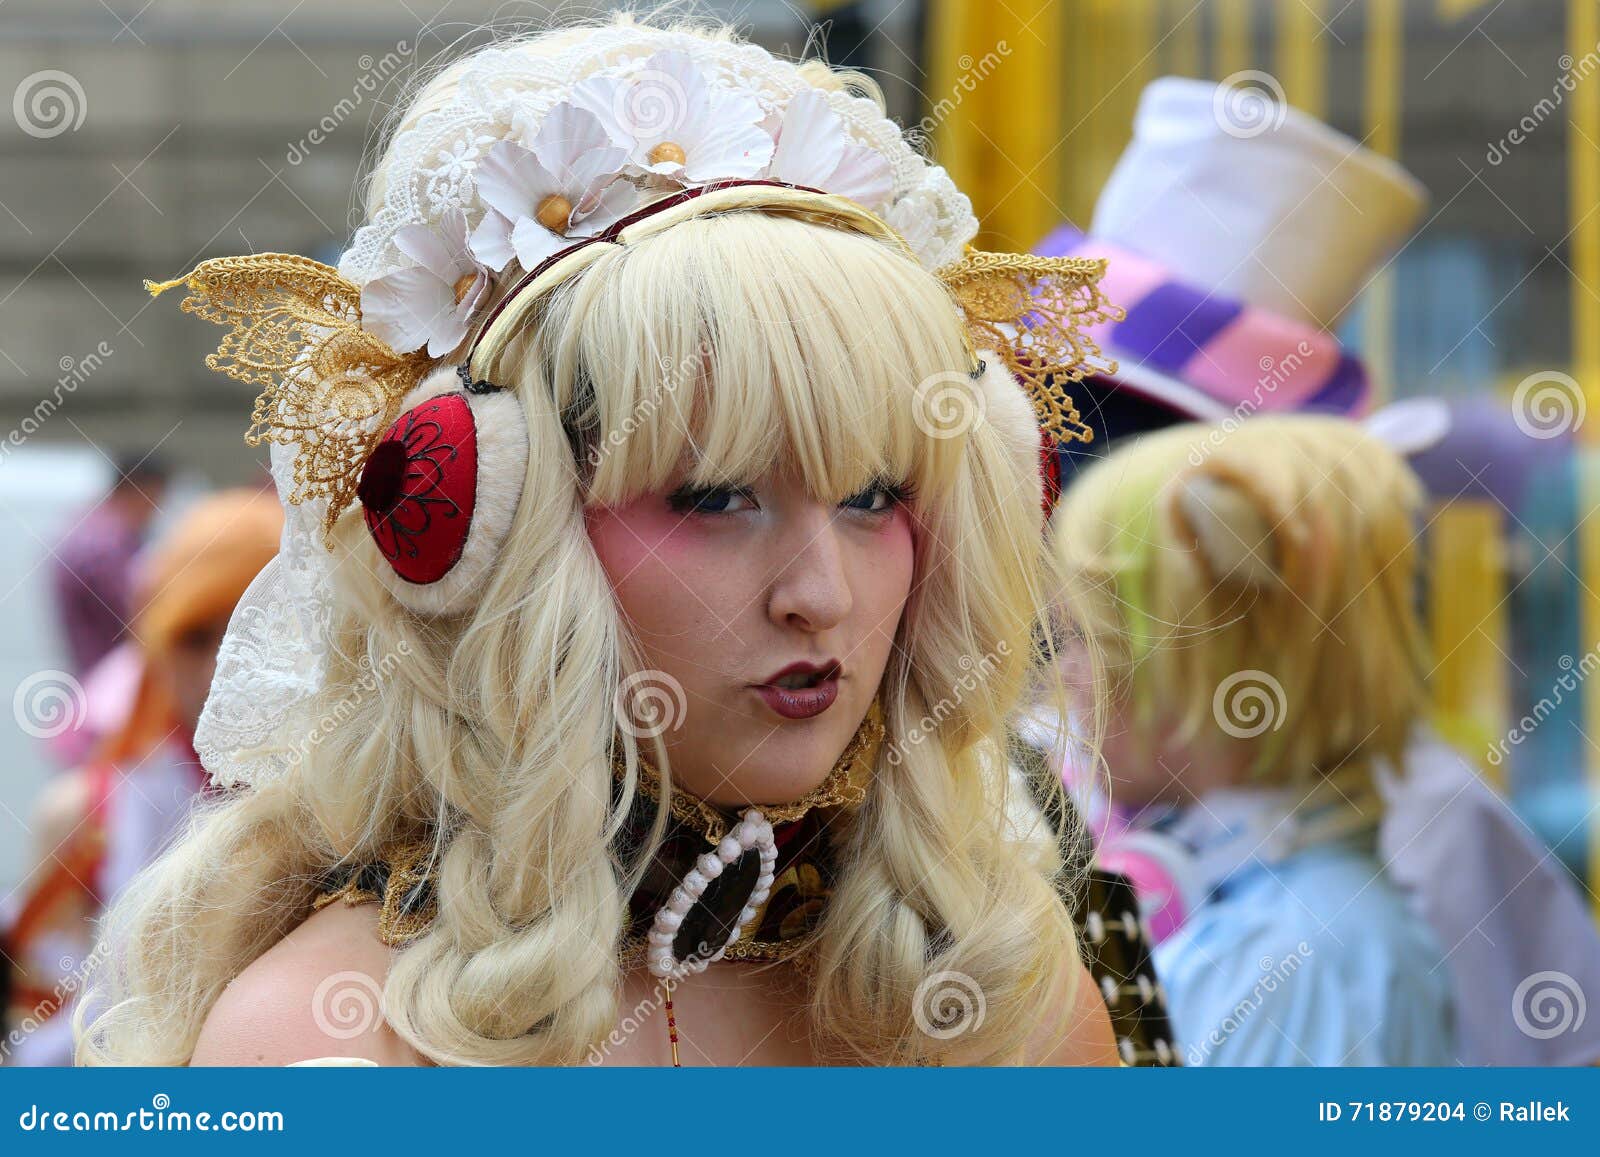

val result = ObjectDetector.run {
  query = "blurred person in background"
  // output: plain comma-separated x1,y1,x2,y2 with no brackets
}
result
1054,416,1460,1066
1037,76,1600,1067
49,453,170,681
2,487,281,1066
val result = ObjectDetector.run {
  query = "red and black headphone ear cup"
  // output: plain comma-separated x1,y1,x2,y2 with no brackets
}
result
356,367,528,615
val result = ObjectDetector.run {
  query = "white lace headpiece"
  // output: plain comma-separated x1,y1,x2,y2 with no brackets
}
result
175,24,1116,790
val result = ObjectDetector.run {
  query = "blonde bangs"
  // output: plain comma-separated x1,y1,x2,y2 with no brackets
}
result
533,211,973,508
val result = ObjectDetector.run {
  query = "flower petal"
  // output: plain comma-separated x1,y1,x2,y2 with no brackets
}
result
534,101,627,184
681,89,775,183
509,216,569,271
391,222,460,281
362,266,455,355
571,178,646,234
468,209,517,273
474,140,558,222
822,145,895,209
768,89,846,188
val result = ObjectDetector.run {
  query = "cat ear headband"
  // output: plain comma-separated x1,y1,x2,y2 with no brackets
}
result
155,31,1119,789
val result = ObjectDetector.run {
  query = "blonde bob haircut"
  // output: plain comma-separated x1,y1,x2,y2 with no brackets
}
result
1054,413,1430,791
78,16,1085,1067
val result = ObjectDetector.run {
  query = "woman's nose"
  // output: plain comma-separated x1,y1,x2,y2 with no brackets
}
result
766,508,853,632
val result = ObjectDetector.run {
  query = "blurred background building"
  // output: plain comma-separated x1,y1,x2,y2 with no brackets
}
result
0,0,1595,914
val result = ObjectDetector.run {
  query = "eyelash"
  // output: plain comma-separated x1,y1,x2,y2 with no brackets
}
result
666,480,912,517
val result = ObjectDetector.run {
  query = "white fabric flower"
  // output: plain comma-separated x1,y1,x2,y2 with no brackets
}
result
470,102,639,271
573,50,774,184
360,207,491,357
766,89,894,211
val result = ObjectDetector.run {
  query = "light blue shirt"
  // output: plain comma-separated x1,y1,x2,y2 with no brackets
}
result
1154,836,1459,1066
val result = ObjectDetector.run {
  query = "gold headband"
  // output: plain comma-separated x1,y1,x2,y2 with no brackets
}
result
147,182,1120,546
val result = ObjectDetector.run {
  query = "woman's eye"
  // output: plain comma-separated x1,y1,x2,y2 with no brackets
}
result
667,485,756,515
841,482,905,514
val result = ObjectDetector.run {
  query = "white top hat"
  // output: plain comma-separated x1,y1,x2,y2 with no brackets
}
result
1090,76,1428,330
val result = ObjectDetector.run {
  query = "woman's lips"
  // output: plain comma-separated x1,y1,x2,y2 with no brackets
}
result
752,677,839,719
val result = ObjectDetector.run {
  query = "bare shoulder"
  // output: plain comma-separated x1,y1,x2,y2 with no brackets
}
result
1027,958,1121,1067
190,901,425,1067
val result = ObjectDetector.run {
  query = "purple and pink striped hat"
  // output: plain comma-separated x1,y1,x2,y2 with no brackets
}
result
1038,77,1428,425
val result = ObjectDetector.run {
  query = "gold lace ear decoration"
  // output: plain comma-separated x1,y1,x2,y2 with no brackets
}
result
936,249,1124,447
146,253,433,546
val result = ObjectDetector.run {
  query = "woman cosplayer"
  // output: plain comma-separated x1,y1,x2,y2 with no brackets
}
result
77,17,1123,1067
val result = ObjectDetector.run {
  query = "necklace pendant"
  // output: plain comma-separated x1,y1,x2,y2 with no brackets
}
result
647,808,777,980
